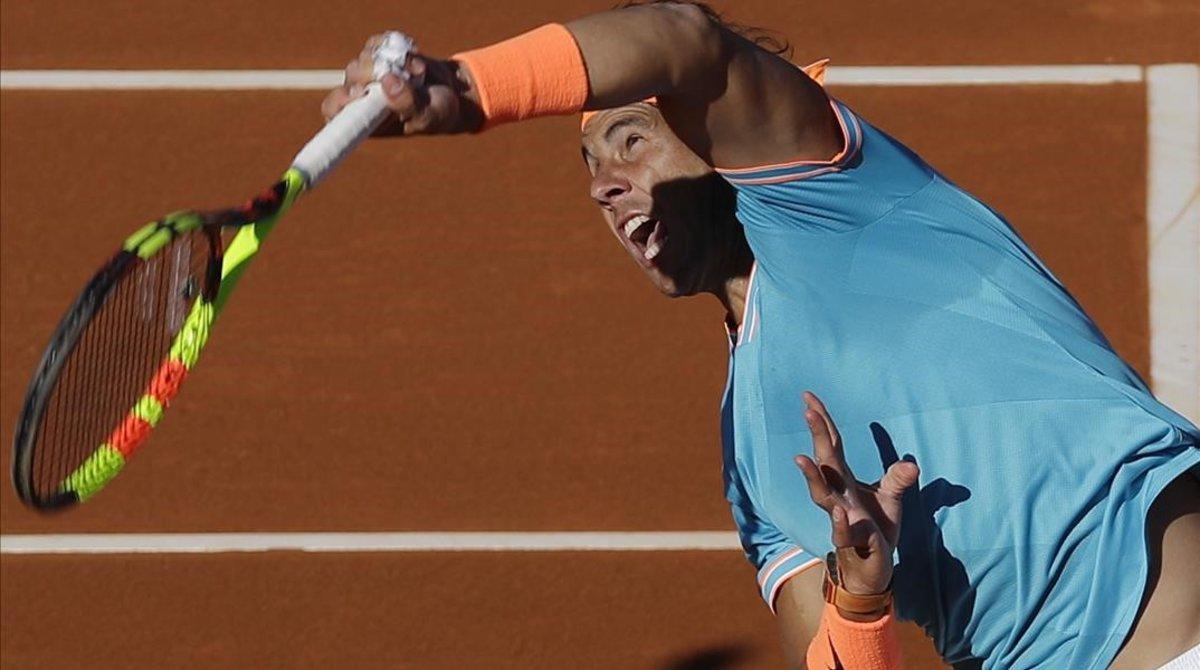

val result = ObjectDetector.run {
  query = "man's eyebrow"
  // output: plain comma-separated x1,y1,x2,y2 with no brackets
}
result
579,115,647,165
603,116,647,143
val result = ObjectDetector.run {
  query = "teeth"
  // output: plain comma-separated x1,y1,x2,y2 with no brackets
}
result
623,214,650,237
645,240,663,260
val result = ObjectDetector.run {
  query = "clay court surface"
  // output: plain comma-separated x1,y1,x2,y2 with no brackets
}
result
1,1,1197,667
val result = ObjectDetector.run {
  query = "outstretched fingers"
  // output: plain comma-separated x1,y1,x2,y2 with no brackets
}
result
796,454,839,511
878,460,920,501
873,460,920,535
831,503,854,548
802,391,860,501
804,391,842,452
803,402,833,461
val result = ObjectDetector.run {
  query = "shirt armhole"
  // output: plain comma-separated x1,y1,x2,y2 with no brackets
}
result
715,100,864,186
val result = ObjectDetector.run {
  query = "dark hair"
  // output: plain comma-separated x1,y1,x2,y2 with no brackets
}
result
618,0,792,57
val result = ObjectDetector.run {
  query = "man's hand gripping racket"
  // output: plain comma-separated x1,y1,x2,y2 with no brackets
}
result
10,32,417,510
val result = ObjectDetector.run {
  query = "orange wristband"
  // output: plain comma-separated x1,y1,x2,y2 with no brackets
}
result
453,24,590,130
806,613,838,670
806,603,904,670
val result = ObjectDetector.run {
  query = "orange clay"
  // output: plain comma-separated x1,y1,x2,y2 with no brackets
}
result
806,603,904,670
579,59,830,131
453,24,590,130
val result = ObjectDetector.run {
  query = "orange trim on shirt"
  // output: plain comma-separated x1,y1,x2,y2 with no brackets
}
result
766,557,823,614
722,165,843,186
715,99,856,175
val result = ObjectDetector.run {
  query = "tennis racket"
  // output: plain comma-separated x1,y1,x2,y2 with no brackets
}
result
10,32,416,511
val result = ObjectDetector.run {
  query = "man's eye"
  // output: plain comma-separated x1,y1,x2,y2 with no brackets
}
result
625,134,643,151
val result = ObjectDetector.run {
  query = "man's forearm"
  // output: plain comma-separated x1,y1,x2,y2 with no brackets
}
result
325,4,837,167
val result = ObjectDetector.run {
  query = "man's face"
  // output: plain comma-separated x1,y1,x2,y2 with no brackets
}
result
581,103,733,298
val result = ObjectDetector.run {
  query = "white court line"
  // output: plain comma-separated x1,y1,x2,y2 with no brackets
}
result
1146,64,1200,423
0,70,343,90
827,65,1143,86
0,65,1144,90
0,531,742,554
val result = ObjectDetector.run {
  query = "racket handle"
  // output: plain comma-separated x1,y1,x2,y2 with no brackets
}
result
291,31,416,188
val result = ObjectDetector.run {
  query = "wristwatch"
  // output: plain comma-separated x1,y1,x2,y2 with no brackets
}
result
821,551,893,614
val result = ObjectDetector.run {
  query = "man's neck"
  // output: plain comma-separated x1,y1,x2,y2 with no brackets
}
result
699,197,755,328
716,270,752,327
710,242,754,328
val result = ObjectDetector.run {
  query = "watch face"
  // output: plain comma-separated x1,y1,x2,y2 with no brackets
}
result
822,551,839,604
824,551,839,586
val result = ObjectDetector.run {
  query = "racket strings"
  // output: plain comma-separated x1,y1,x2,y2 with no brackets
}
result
30,230,214,499
34,254,152,496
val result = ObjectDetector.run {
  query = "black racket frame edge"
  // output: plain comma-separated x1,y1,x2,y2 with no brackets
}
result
11,222,223,512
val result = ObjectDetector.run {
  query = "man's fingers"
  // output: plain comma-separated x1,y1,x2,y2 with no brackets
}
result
406,55,428,85
380,73,422,127
804,391,843,454
321,87,352,122
831,504,853,548
803,404,834,460
343,58,374,88
795,455,838,511
804,408,852,496
362,34,385,53
878,460,920,500
803,393,853,480
833,506,886,559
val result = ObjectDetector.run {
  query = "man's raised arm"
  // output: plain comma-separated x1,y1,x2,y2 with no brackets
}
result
321,2,839,168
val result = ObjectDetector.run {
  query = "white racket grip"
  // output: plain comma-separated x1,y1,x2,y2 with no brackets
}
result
290,31,416,188
291,85,390,187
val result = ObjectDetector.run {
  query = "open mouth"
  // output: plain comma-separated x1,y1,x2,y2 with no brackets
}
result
622,214,668,262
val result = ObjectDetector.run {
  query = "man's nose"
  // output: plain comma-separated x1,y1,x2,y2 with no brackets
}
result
590,169,632,207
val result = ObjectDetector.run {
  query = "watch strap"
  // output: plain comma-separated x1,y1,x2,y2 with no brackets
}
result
821,551,893,614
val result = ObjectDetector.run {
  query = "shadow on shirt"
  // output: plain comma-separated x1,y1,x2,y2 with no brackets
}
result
871,422,983,670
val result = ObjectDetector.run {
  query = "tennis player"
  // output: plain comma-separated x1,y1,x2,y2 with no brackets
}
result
322,3,1200,668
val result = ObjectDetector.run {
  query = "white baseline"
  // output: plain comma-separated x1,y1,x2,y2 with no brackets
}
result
0,64,1144,90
